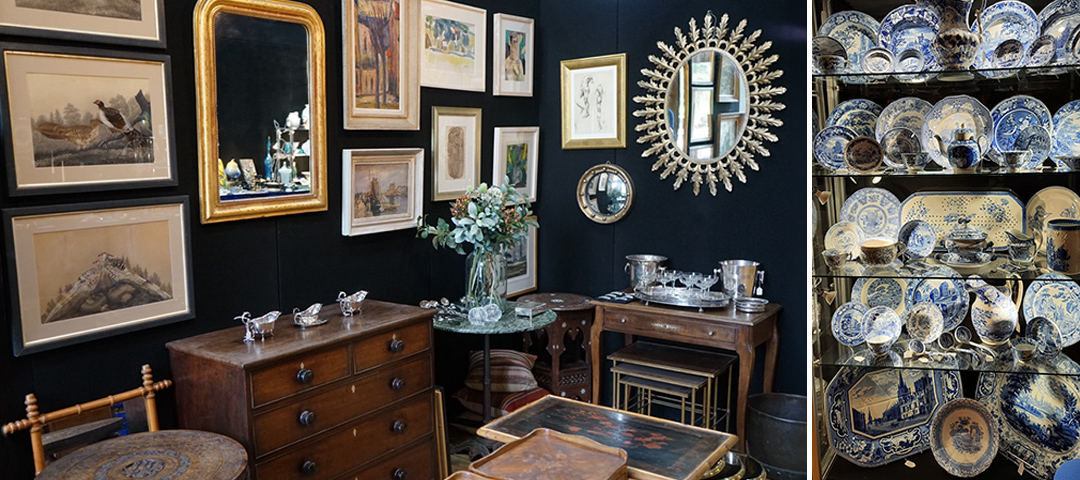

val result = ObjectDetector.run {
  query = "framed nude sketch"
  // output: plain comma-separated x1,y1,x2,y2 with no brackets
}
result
492,13,533,97
560,53,626,149
431,106,480,201
343,0,420,130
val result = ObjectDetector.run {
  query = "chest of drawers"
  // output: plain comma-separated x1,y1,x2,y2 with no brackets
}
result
166,300,436,480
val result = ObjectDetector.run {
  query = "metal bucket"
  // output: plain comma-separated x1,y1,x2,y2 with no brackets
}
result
716,260,763,299
624,254,667,289
746,393,806,480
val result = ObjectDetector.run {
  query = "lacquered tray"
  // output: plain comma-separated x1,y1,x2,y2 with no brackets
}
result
634,286,730,310
470,428,628,480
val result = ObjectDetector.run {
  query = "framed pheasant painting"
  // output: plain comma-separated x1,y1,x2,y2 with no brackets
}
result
3,196,194,356
0,43,177,195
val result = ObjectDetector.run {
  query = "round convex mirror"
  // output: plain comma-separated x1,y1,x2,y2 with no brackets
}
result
577,164,634,224
666,48,749,162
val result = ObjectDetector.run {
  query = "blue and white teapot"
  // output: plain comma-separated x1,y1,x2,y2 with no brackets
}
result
934,124,989,172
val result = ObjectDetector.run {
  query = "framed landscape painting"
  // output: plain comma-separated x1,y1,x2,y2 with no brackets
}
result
431,106,480,201
493,126,538,202
1,43,177,196
343,0,420,130
3,197,194,356
341,148,424,236
560,53,626,149
492,13,533,97
0,0,165,47
420,0,486,92
504,226,536,297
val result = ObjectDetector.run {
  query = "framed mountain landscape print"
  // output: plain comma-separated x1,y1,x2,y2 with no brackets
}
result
343,0,420,130
0,0,165,47
420,0,486,92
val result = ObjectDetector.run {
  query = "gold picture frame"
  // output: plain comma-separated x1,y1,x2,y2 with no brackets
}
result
431,106,481,201
341,148,424,236
343,0,420,130
560,53,626,149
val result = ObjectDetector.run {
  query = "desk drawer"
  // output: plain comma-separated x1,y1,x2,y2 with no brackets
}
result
604,310,736,344
251,347,350,408
255,393,433,480
353,320,430,374
337,437,434,480
252,353,432,457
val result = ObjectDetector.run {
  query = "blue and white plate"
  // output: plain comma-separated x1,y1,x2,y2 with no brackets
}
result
973,1,1040,75
936,252,994,270
1039,0,1080,65
812,35,847,75
1027,186,1080,252
1052,100,1080,159
820,11,880,75
1026,316,1064,358
1013,125,1054,169
825,220,864,258
853,275,909,317
876,97,933,142
993,108,1041,154
815,125,859,171
900,189,1025,252
906,301,945,343
930,398,998,477
905,266,969,332
826,367,962,468
831,301,869,347
1022,272,1080,347
841,187,901,240
827,99,883,138
881,127,922,169
879,4,940,75
990,95,1053,165
898,219,938,260
1028,34,1058,66
975,355,1080,480
922,95,993,169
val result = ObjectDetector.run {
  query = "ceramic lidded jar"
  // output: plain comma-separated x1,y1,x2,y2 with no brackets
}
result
944,216,990,261
965,275,1019,346
1046,219,1080,274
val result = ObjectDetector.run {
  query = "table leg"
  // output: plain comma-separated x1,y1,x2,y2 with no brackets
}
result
735,329,755,452
763,318,779,393
589,308,603,404
483,334,492,423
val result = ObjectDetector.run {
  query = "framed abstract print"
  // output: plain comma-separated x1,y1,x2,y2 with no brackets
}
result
504,226,536,297
420,0,486,92
341,148,424,236
1,43,177,196
3,197,194,356
0,0,165,47
492,13,533,97
560,53,626,149
431,106,480,201
343,0,420,130
493,126,538,202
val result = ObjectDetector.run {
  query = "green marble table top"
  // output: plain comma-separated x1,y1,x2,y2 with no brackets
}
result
432,301,558,334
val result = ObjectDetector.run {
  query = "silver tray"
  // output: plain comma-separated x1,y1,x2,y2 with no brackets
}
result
634,286,730,311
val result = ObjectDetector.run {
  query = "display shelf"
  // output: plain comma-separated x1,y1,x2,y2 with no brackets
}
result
811,164,1079,178
813,64,1080,81
818,337,1080,376
811,257,1075,281
824,449,1026,480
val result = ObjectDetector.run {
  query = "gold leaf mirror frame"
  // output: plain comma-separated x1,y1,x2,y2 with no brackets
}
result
194,0,327,223
633,12,786,195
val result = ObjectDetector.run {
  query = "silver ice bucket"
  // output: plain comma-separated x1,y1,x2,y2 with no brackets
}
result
625,254,667,290
717,259,763,299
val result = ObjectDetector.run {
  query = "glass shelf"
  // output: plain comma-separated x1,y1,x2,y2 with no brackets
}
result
817,336,1080,376
810,164,1077,178
813,64,1080,82
811,256,1080,281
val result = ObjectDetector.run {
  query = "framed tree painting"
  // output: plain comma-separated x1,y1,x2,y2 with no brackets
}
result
431,106,480,201
0,0,165,47
343,0,420,130
420,0,486,92
1,43,177,196
493,126,538,202
504,226,536,297
560,53,626,149
341,148,424,236
492,13,533,97
3,197,194,356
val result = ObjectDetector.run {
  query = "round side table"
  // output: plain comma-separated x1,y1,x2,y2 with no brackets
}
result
37,429,247,480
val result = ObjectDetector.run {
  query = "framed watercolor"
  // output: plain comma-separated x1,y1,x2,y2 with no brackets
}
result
504,226,536,297
431,106,481,201
420,0,486,92
343,0,420,130
492,13,533,97
3,197,194,356
0,0,165,47
341,148,424,236
0,43,177,196
493,126,538,202
560,53,626,149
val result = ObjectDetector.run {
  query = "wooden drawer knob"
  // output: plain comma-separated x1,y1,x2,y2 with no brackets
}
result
392,468,407,480
296,368,314,384
301,460,317,475
389,377,406,390
388,338,405,353
298,410,316,427
391,420,407,434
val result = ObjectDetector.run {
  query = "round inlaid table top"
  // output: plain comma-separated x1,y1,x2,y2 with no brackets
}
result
37,429,247,480
518,292,592,311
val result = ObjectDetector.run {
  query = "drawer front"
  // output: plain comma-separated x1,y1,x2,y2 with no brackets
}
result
605,310,737,344
251,347,350,408
255,393,433,480
353,320,430,374
336,437,434,480
252,353,432,457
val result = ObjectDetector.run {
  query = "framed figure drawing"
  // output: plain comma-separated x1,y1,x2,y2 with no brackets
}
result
3,197,194,356
0,43,177,196
420,0,486,92
504,226,536,297
493,126,538,202
343,0,420,130
341,148,424,236
560,53,626,149
0,0,165,47
492,13,533,97
431,106,480,201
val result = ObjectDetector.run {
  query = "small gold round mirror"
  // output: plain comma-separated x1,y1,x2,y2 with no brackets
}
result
666,48,749,163
577,164,634,224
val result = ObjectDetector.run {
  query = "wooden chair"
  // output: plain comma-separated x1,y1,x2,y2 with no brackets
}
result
1,364,172,475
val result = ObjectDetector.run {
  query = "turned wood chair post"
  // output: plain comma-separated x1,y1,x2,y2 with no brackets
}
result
142,364,160,432
26,394,46,474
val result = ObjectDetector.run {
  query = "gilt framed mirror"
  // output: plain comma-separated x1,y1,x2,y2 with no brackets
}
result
577,163,633,224
195,0,327,223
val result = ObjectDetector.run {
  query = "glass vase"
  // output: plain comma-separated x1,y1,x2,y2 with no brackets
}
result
465,247,507,310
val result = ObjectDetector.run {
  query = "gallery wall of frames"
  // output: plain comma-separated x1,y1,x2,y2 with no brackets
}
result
813,0,1080,478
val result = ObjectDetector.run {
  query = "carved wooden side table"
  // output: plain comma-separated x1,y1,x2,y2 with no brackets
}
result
35,430,247,480
519,293,595,401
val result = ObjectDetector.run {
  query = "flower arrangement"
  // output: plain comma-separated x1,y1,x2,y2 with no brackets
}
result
417,181,538,254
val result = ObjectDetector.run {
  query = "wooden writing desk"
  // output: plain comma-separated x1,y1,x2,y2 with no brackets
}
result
589,299,781,451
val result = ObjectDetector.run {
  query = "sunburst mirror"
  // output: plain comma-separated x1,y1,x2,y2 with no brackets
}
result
633,11,786,195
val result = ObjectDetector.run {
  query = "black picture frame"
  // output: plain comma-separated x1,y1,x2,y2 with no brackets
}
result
0,0,167,48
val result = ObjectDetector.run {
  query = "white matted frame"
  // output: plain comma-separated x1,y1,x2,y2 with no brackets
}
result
341,148,424,236
560,53,626,149
0,0,165,47
420,0,486,92
431,106,481,201
492,13,533,97
505,226,536,297
343,0,420,130
493,126,538,202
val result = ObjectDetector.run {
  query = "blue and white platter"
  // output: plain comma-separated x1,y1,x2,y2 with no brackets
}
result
825,220,864,258
897,219,937,260
841,187,901,240
815,125,859,171
922,95,994,169
852,275,909,317
1052,100,1080,158
975,354,1080,480
878,4,940,75
900,190,1025,251
819,11,880,76
826,367,962,468
973,1,1040,75
827,99,882,138
876,97,933,143
831,301,869,347
930,398,998,477
1021,272,1080,347
990,95,1054,166
904,265,969,332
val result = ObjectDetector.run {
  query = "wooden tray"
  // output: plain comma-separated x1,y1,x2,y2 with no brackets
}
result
469,428,628,480
446,472,497,479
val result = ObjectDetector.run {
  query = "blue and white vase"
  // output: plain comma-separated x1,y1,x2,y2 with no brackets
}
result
1046,219,1080,274
966,276,1019,346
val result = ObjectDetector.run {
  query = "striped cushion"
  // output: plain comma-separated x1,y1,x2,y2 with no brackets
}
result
454,386,549,418
464,349,539,393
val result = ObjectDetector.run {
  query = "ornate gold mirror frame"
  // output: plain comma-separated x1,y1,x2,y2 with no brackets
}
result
633,12,786,195
577,163,634,224
194,0,327,223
